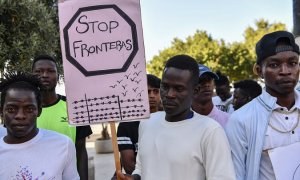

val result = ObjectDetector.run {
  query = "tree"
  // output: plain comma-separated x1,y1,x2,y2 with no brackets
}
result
0,0,58,74
147,19,286,81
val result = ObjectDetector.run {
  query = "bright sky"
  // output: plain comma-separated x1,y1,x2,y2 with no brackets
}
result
140,0,293,61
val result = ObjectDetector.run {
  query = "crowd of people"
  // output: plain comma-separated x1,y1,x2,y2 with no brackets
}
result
0,30,299,180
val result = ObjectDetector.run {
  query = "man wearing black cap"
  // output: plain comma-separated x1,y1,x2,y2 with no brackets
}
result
225,31,300,180
192,64,229,128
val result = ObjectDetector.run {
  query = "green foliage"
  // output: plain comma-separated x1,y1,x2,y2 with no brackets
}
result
0,0,59,74
147,19,287,82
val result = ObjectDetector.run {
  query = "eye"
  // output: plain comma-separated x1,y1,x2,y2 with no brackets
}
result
26,106,36,113
268,63,278,68
5,107,16,113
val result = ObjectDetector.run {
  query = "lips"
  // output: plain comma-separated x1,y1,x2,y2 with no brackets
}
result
162,101,177,108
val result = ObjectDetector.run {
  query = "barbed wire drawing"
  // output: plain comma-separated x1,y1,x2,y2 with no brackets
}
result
71,94,146,124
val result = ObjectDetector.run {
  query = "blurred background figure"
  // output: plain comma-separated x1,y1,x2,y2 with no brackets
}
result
232,79,262,110
192,64,229,128
213,71,234,114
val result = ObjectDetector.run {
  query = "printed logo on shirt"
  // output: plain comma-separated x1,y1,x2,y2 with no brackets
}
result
215,105,228,112
60,117,68,122
13,166,54,179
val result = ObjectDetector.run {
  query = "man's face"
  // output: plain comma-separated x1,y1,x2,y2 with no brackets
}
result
257,51,299,97
32,60,58,92
194,74,214,104
233,88,249,110
1,89,40,143
148,85,160,113
160,67,196,118
216,84,231,101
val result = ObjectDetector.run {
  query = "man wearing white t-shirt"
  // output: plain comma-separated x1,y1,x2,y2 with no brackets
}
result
225,31,300,180
118,55,236,180
213,71,234,114
0,72,79,179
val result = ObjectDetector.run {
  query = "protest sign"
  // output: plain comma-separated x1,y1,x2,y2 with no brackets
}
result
269,142,300,180
59,0,149,126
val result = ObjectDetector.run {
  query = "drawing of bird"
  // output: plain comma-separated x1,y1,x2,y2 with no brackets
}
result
133,71,142,76
109,84,117,88
135,79,141,84
130,77,137,82
132,87,138,92
122,91,128,97
122,84,127,89
133,63,139,69
117,79,123,84
137,90,144,97
124,74,131,79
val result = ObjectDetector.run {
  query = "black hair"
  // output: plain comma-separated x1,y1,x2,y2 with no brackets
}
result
0,71,42,109
233,79,262,99
147,74,161,88
214,71,230,86
164,54,199,86
32,54,57,70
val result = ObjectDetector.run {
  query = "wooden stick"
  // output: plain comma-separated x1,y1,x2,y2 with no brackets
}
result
110,121,121,180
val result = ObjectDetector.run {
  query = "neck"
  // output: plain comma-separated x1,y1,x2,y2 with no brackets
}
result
4,128,39,144
276,93,296,110
41,90,58,106
165,109,192,122
192,100,214,115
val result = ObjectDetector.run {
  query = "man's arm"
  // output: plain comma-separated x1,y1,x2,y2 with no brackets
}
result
63,139,80,180
120,149,136,174
204,126,236,180
225,114,248,180
75,138,88,180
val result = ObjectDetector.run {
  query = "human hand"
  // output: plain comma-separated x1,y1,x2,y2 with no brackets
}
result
116,170,134,180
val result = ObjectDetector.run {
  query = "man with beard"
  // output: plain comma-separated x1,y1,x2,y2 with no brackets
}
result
192,64,229,128
225,31,300,180
32,55,92,180
0,72,79,179
117,55,235,180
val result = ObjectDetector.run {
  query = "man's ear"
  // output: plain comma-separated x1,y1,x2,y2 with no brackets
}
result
37,106,42,117
193,84,200,96
253,63,263,79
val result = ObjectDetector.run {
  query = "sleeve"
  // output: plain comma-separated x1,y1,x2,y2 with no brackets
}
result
203,126,236,180
132,121,144,176
225,114,248,180
62,138,80,180
76,125,93,141
117,123,135,151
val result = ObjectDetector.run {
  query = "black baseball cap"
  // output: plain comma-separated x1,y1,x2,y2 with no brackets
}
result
255,31,299,64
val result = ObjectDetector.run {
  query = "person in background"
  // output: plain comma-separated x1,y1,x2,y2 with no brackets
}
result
192,64,229,128
116,74,161,175
118,55,236,180
32,55,92,180
225,31,300,180
232,79,262,110
0,71,79,179
213,71,234,113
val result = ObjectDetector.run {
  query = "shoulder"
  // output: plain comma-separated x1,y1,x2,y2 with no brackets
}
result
40,128,72,143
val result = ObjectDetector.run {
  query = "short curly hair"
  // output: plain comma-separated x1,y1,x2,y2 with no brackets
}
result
0,71,42,109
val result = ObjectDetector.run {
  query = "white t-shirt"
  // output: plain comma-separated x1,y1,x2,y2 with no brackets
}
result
0,129,79,180
212,96,234,114
133,111,236,180
0,125,6,137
